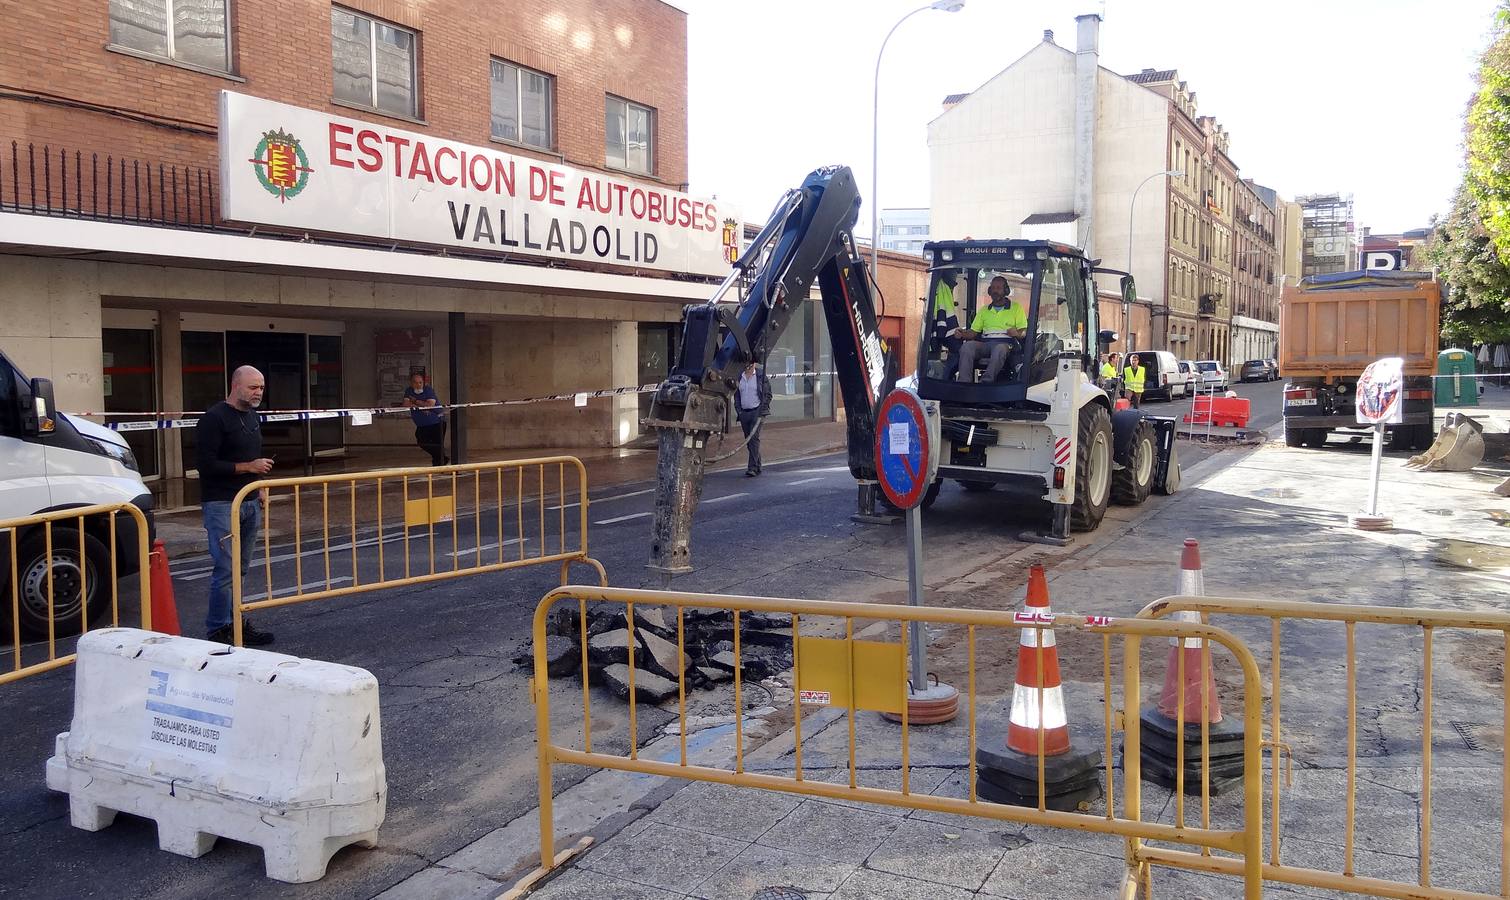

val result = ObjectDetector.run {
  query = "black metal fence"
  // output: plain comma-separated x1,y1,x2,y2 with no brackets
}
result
4,141,219,228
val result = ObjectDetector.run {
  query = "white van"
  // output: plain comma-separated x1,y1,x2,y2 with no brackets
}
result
1,350,155,638
1124,350,1187,401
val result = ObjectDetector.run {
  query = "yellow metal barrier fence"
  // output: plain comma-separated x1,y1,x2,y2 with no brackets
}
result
532,584,1266,899
2,502,152,685
230,457,606,646
1139,595,1510,900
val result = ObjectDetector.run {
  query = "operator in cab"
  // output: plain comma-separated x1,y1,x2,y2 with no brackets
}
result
955,275,1027,382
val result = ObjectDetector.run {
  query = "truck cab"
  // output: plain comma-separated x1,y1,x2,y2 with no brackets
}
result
0,350,155,637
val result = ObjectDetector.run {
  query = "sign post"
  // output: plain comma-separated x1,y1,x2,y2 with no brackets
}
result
1351,357,1403,531
875,388,957,724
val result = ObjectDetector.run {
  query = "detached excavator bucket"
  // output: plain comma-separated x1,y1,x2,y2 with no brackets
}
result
1406,413,1485,471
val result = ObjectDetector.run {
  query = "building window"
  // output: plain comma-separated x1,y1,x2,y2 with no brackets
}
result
109,0,230,73
331,6,418,118
606,96,655,174
490,59,554,149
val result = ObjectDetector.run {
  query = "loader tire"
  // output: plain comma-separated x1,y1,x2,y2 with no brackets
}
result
1070,404,1113,532
1111,418,1155,506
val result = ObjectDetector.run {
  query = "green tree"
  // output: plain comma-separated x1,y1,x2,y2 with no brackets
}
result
1467,6,1510,258
1426,183,1510,346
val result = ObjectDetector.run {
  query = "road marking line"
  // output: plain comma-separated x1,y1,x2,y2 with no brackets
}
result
243,576,353,603
548,488,654,511
453,538,529,557
595,512,653,525
702,492,750,504
786,477,825,486
790,465,850,474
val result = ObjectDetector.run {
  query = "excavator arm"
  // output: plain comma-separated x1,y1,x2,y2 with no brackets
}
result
644,165,891,576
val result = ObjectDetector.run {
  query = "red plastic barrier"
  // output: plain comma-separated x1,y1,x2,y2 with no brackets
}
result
1182,395,1250,428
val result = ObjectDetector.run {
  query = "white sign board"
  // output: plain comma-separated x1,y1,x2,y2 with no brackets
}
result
218,92,739,276
1356,357,1404,425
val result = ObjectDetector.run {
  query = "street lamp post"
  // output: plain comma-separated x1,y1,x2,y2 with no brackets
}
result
872,0,965,277
1125,168,1182,351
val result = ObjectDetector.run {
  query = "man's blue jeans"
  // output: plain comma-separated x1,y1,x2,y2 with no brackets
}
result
202,499,260,634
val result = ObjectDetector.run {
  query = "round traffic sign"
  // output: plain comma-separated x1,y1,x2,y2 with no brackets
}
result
875,388,932,509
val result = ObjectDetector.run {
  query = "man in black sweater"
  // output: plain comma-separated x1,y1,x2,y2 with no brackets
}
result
196,366,276,645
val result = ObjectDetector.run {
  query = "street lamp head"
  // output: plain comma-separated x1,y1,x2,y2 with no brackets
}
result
931,0,966,11
1167,169,1185,178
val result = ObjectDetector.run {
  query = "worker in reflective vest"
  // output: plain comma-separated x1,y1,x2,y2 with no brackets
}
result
1099,352,1121,394
1123,354,1146,408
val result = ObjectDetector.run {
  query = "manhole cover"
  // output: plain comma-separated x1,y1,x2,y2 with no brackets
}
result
751,888,807,900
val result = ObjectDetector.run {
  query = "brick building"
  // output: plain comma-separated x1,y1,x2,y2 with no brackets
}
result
0,0,870,503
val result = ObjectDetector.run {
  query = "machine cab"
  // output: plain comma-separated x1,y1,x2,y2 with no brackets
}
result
916,240,1116,407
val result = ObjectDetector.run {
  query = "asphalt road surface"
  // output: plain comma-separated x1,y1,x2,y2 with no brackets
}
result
0,384,1282,900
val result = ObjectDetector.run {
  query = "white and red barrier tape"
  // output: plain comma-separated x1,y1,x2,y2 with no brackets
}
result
77,371,839,432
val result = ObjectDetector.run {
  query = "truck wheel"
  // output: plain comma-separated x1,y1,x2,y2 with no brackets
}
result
958,480,995,493
1111,418,1155,506
9,529,111,639
1410,423,1436,451
1284,426,1305,448
1070,404,1113,532
1387,425,1414,452
1305,429,1329,448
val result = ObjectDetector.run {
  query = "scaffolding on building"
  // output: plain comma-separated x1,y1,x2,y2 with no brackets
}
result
1298,193,1355,276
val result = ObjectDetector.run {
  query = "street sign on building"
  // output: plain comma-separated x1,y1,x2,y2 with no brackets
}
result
219,92,738,276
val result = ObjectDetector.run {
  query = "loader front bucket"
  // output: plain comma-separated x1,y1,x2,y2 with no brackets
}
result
1408,413,1485,471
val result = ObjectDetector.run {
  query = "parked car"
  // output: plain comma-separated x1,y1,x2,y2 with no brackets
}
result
1177,359,1197,393
1239,359,1277,382
1194,360,1228,391
1124,350,1185,401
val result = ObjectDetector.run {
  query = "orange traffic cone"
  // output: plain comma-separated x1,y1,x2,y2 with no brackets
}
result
1157,540,1223,723
148,539,181,636
1138,538,1245,794
1007,564,1070,756
975,564,1103,811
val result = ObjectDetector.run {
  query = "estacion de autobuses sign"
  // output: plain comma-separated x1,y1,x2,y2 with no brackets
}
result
218,91,739,276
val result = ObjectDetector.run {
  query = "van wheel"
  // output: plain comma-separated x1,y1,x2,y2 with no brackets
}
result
1111,418,1155,506
1070,405,1113,532
9,529,112,639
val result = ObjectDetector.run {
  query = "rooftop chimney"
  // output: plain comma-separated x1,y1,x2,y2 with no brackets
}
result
1043,29,1055,42
1074,13,1101,257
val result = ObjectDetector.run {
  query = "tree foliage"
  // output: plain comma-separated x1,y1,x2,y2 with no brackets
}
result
1427,183,1510,346
1432,3,1510,347
1466,8,1510,259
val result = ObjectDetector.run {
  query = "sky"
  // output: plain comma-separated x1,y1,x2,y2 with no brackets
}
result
676,0,1499,236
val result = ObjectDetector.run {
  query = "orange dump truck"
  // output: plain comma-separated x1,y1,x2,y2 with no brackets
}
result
1279,270,1440,450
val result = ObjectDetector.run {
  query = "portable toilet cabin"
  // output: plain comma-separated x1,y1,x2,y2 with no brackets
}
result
1435,348,1478,406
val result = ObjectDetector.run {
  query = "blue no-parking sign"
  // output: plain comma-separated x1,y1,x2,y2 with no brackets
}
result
875,388,934,509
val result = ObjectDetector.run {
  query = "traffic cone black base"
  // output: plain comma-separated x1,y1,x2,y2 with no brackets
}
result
975,721,1103,812
975,767,1103,812
1133,705,1245,795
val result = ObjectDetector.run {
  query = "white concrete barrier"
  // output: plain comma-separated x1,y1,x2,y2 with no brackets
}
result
46,628,386,882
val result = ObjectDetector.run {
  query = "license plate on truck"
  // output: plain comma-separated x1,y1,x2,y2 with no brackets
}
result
1286,398,1317,406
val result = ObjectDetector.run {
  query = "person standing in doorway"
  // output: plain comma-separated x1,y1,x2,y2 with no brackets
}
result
1123,353,1146,409
403,371,448,466
196,365,275,646
737,361,772,476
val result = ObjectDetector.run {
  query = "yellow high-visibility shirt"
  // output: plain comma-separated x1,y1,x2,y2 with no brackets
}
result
969,303,1027,337
1100,362,1116,379
1124,364,1146,393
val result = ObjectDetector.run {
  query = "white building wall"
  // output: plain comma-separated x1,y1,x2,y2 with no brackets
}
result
929,42,1170,304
